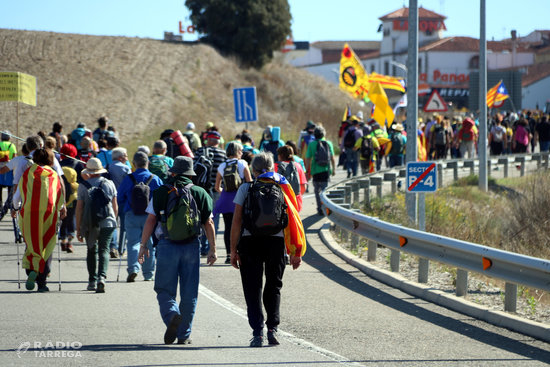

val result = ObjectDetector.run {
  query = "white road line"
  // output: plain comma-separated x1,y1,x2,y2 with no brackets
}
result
199,284,365,367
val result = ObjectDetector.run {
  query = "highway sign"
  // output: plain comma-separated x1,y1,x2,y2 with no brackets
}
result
233,87,258,123
423,90,448,112
407,162,437,193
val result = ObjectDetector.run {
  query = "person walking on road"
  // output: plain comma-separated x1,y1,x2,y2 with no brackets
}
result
230,152,306,347
117,152,163,282
138,156,217,345
76,158,118,293
305,126,335,216
16,148,66,292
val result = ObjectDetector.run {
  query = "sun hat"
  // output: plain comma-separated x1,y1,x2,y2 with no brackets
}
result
205,121,214,129
169,156,196,176
186,122,195,131
392,123,404,131
82,158,107,175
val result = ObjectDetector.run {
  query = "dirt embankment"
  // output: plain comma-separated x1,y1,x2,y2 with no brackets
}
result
0,29,350,147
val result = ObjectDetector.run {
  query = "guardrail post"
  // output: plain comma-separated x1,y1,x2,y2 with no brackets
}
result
533,153,542,170
351,182,360,203
370,176,383,198
437,163,444,187
543,152,549,169
446,161,459,182
418,258,429,283
463,160,475,176
367,240,377,261
487,159,492,176
384,173,397,194
390,249,400,272
343,185,352,204
358,179,370,210
515,156,526,177
350,209,361,251
504,282,517,313
456,269,468,297
498,157,509,178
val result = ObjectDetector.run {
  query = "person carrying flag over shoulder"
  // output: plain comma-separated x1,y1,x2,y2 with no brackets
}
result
230,151,306,348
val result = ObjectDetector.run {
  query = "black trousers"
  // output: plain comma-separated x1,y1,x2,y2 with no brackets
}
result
238,235,286,336
222,213,233,256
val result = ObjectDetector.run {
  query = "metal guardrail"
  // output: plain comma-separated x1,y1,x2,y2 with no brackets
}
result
320,152,550,313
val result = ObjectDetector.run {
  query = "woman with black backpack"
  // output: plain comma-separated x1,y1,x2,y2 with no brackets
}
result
229,152,305,348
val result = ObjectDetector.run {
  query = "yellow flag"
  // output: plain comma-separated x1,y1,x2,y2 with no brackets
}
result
369,82,395,127
339,43,369,99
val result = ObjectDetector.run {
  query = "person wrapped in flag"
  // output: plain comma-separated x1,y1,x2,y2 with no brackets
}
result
16,148,66,292
230,152,306,347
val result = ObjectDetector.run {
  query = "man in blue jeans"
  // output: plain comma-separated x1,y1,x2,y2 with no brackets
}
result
139,156,217,345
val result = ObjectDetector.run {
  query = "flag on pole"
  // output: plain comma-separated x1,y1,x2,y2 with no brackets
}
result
339,43,369,99
369,72,406,93
393,93,407,115
368,82,395,127
487,80,510,108
342,104,351,122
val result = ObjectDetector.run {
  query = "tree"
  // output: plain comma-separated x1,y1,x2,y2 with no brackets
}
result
185,0,291,69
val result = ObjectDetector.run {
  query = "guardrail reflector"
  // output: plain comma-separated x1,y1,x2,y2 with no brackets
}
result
482,257,492,270
399,236,408,247
325,208,332,216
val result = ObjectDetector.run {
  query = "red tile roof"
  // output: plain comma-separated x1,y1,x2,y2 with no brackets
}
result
379,6,446,21
419,37,533,52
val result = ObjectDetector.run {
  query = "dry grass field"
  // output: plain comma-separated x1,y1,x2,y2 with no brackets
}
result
0,29,352,149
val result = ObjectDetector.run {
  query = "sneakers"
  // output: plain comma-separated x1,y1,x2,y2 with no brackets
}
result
87,281,96,291
110,248,119,259
267,329,280,345
96,279,105,293
26,271,37,291
143,276,154,281
37,285,50,293
60,243,67,252
164,314,183,344
249,335,263,348
127,273,137,283
177,338,192,345
66,244,74,253
225,256,231,264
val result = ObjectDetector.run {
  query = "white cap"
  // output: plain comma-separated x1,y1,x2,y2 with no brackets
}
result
186,122,195,131
357,111,364,120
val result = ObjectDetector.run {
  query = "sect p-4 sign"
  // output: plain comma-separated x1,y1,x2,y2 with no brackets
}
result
406,162,437,193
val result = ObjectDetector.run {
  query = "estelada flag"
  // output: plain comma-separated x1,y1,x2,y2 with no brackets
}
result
369,82,395,128
19,164,64,273
369,72,406,93
339,43,369,99
487,80,510,108
256,172,306,257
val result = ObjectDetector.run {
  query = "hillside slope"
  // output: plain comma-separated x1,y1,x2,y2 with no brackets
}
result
0,29,351,145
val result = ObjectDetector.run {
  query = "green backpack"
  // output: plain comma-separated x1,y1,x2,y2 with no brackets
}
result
160,184,201,242
149,156,169,182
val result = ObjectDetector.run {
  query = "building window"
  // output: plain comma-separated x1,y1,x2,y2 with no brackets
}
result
384,61,389,75
418,58,422,73
469,56,479,69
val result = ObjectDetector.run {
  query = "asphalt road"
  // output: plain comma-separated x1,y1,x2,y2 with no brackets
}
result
1,161,550,366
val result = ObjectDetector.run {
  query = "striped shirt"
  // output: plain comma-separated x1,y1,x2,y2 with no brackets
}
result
194,146,226,186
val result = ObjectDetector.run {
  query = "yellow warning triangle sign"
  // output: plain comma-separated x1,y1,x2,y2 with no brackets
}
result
423,90,448,112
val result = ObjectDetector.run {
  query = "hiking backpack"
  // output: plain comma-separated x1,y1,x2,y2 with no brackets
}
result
243,179,288,236
264,140,280,158
343,128,357,148
160,184,201,242
360,136,374,159
81,179,110,227
433,125,446,145
515,125,529,146
193,148,214,190
389,133,404,155
61,166,79,207
314,140,330,167
222,160,242,192
128,174,154,215
277,161,300,195
149,156,169,182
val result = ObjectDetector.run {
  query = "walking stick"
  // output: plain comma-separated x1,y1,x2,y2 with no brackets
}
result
12,215,22,289
57,221,62,291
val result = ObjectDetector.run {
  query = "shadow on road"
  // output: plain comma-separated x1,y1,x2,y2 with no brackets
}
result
300,215,550,364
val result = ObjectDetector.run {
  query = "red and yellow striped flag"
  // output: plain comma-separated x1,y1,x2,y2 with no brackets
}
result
486,80,509,108
369,72,406,93
19,164,64,273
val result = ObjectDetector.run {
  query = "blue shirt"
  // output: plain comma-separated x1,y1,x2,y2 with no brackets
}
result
117,168,164,214
108,160,132,188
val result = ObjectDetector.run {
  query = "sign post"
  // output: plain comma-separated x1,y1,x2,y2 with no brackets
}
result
233,87,258,130
0,72,37,147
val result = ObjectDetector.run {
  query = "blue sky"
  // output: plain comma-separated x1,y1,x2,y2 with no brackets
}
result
2,1,548,43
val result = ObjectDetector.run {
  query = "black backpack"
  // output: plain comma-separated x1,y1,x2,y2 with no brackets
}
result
82,179,110,227
433,125,446,145
390,133,405,155
222,160,242,192
276,161,300,195
264,140,280,158
193,148,214,191
360,136,373,159
314,140,330,167
128,174,154,215
243,179,288,236
343,128,356,148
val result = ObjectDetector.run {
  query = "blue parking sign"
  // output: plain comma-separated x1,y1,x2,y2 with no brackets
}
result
233,87,258,123
406,162,437,193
